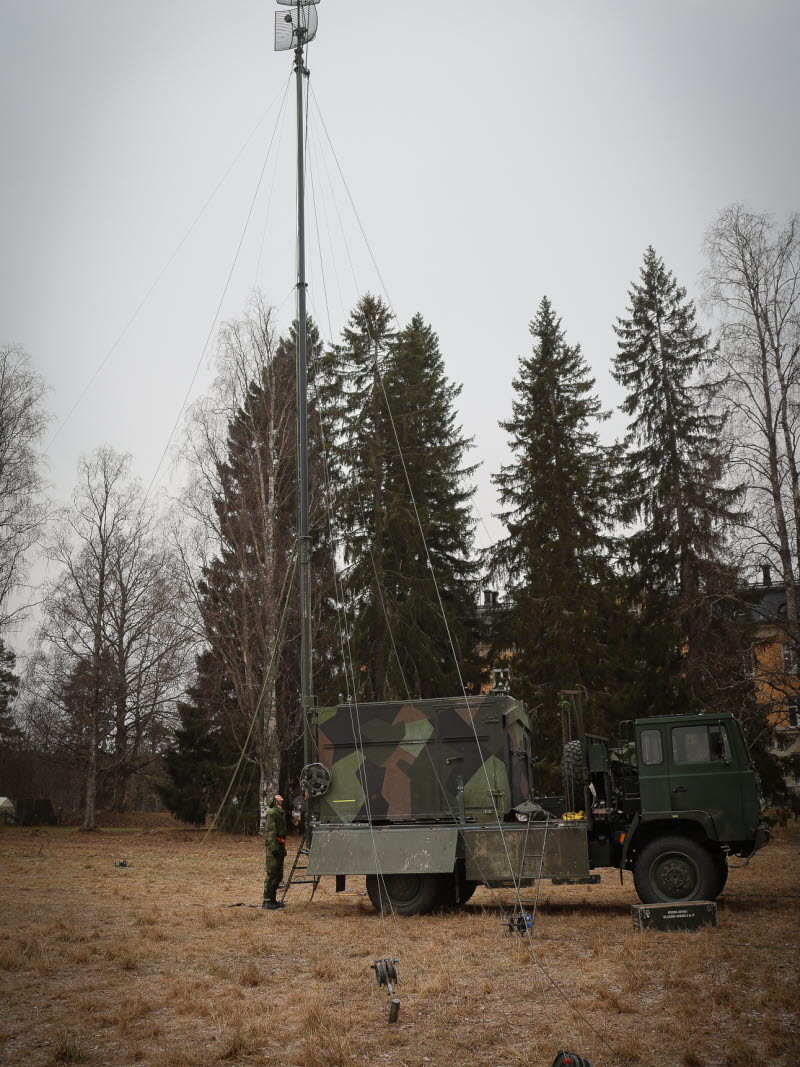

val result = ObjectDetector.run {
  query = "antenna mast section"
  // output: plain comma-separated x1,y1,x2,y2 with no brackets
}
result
275,0,320,763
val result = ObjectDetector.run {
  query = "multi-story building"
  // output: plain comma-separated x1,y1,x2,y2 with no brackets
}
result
743,567,800,792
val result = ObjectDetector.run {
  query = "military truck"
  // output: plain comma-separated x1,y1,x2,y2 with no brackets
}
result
303,693,770,914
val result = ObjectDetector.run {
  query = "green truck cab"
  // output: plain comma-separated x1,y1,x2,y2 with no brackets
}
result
303,696,770,914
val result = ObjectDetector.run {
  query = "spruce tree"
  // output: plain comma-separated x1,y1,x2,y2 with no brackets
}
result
324,297,480,700
324,294,395,700
0,639,21,749
491,297,624,774
196,331,302,816
382,313,480,697
159,649,258,830
613,247,745,713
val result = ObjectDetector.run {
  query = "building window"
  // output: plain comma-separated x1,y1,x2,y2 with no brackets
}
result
786,705,799,729
781,644,798,674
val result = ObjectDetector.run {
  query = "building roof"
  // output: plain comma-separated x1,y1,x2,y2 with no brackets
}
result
744,580,788,624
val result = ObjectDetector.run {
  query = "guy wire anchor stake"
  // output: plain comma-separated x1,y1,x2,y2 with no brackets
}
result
502,911,533,935
370,958,400,1023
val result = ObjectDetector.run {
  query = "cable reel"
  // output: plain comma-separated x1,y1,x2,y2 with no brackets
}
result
370,958,400,1023
299,762,331,797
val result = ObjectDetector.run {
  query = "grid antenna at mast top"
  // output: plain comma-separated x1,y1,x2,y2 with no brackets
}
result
274,0,320,51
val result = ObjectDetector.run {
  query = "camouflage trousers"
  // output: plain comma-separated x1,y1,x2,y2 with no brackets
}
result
263,851,285,901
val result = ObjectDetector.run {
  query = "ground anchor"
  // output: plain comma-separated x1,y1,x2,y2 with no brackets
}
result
370,958,400,1023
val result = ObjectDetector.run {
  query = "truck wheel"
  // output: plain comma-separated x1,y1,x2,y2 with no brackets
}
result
562,740,586,812
459,880,479,904
365,873,441,916
633,835,719,904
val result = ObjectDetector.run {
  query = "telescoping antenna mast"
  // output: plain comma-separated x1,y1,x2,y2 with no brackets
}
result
275,0,320,769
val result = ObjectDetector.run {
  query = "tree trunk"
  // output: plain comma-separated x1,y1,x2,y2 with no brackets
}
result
82,719,98,830
84,540,107,830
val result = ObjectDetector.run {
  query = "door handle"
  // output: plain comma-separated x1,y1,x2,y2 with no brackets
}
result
671,786,687,794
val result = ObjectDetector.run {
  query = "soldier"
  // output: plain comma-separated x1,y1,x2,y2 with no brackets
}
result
262,793,287,910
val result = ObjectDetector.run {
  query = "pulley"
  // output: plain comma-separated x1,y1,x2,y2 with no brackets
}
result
299,762,331,796
370,958,400,1023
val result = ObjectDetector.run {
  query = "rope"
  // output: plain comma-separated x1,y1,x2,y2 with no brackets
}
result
304,303,405,972
45,79,291,453
254,81,293,288
144,76,293,505
203,551,298,841
306,112,523,893
302,89,619,1061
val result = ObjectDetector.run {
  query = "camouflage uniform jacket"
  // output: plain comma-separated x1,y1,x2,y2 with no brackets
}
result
264,804,287,855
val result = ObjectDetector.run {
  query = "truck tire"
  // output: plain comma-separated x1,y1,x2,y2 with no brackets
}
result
365,873,441,916
459,880,479,905
562,740,586,812
633,835,719,904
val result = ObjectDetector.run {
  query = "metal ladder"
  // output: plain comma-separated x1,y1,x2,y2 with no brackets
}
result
279,837,320,904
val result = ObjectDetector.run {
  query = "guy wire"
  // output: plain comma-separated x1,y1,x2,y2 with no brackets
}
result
203,549,298,842
145,76,292,505
46,76,291,454
302,90,619,1061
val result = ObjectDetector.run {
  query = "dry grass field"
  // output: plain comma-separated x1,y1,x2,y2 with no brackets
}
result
1,819,798,1067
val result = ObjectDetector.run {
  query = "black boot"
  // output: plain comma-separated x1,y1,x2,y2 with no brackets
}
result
262,896,283,910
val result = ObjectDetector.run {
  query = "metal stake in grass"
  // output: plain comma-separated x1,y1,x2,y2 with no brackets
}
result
502,910,533,935
370,958,400,1023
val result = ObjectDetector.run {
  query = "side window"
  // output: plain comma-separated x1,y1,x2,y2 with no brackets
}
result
709,724,731,761
640,729,663,766
672,724,730,764
672,725,710,764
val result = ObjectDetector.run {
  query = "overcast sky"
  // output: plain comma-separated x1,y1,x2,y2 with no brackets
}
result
2,0,799,652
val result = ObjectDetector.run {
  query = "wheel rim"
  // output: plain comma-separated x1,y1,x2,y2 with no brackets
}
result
383,875,422,905
650,851,700,902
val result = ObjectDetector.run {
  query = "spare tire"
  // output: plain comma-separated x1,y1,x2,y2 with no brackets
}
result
562,739,586,813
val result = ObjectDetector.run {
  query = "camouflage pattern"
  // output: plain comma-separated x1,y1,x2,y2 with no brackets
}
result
262,802,287,902
311,695,531,825
263,853,284,901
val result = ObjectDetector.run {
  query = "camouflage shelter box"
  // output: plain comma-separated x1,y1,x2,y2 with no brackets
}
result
312,694,532,825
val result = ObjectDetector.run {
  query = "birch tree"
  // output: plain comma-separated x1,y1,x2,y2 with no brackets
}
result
27,448,189,826
178,297,308,830
704,206,800,661
0,344,49,630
